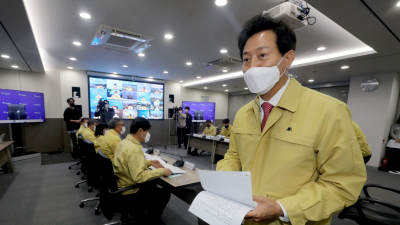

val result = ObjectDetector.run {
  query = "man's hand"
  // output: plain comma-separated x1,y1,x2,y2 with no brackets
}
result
245,196,284,222
151,160,165,169
163,168,173,176
395,139,400,143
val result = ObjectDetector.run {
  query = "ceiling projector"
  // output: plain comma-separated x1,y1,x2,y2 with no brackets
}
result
263,1,308,30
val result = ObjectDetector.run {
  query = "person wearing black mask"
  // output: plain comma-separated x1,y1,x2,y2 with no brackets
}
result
184,106,192,149
95,100,115,123
63,98,81,133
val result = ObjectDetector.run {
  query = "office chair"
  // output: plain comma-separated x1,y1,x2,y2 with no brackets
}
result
97,150,141,224
75,134,89,188
68,131,81,170
78,140,101,215
338,184,400,225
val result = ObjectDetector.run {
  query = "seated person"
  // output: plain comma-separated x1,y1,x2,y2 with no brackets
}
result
128,104,134,110
125,85,133,91
112,83,119,89
102,118,125,161
95,93,102,99
96,84,104,89
81,119,98,143
219,118,232,139
76,117,88,142
113,117,173,224
128,114,134,119
352,121,371,164
94,123,109,153
202,120,216,136
111,91,121,99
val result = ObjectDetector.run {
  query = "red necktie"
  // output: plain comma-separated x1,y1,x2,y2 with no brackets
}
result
261,102,274,132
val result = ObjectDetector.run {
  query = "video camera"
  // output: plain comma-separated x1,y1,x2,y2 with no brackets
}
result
97,100,109,110
172,106,182,113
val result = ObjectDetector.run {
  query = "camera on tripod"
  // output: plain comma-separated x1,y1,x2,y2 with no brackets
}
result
97,100,108,110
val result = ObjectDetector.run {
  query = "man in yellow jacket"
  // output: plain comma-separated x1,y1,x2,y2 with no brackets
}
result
76,117,88,143
113,117,172,224
81,119,97,143
216,14,366,225
100,118,125,161
219,118,232,139
352,120,372,164
202,120,217,136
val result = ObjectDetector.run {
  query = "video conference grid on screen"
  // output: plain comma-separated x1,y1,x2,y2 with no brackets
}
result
89,77,164,120
0,89,45,123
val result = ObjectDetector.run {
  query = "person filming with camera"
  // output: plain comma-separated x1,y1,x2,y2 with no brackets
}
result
95,100,115,123
173,107,187,149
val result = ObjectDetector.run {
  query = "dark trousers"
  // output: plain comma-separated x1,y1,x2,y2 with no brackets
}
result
177,127,186,147
184,126,191,149
363,155,371,164
122,186,171,224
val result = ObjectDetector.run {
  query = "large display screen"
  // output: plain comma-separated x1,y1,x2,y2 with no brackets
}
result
0,89,45,123
182,101,215,122
88,77,164,120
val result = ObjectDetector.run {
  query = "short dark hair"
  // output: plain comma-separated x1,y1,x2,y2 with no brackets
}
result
130,117,151,134
238,14,296,60
223,118,230,124
95,123,109,137
67,98,74,103
87,119,98,127
80,117,88,123
206,120,212,123
185,106,190,110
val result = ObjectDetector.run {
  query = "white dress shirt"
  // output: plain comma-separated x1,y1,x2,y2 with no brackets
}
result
258,77,290,223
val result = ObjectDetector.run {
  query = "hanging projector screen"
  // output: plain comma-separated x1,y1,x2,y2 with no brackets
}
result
88,77,164,120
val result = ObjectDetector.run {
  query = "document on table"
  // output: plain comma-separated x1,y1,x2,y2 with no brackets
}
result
145,153,186,174
189,171,256,225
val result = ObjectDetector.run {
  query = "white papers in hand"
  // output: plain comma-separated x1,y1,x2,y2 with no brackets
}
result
189,191,253,225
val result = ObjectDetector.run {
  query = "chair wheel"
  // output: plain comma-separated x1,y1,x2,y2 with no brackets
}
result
79,203,84,208
95,210,100,215
68,167,71,169
75,184,79,188
88,188,93,193
77,171,81,175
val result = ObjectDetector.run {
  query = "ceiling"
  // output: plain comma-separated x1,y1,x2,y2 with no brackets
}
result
2,0,400,93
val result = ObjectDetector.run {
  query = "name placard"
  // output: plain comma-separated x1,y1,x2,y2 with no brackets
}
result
183,161,195,170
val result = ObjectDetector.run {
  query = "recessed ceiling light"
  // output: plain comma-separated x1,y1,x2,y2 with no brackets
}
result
164,71,168,74
220,49,227,53
69,57,76,61
204,87,208,89
12,65,18,68
186,62,192,65
308,79,314,82
222,70,228,72
317,47,326,51
397,2,400,6
341,66,349,69
138,53,145,57
164,34,173,39
222,84,227,87
179,81,183,83
123,65,128,67
197,76,201,79
149,77,153,79
215,0,227,6
68,67,73,69
244,87,248,90
73,42,81,46
1,55,10,58
225,90,229,92
80,13,91,19
113,72,117,74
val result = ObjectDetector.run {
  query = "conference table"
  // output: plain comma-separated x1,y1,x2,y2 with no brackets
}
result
0,141,15,173
186,134,230,163
154,155,207,225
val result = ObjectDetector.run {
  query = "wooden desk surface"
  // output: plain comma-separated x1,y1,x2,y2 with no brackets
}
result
0,141,14,151
155,155,200,188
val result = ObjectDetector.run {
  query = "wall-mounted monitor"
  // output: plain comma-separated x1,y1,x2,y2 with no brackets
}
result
88,77,164,120
0,89,45,123
182,101,215,122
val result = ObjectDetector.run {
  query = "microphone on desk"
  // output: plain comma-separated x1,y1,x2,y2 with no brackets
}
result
146,145,185,167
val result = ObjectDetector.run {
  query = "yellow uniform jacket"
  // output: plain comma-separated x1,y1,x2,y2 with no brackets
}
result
203,125,217,136
113,135,164,195
94,135,107,154
111,94,121,100
81,128,96,144
219,124,232,139
352,121,371,157
76,125,87,143
217,79,366,225
100,129,121,161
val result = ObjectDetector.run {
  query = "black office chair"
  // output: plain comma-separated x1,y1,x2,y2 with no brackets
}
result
75,134,88,188
97,150,141,224
68,131,82,170
338,184,400,225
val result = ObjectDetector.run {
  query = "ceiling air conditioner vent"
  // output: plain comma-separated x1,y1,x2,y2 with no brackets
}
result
204,56,242,72
91,25,152,53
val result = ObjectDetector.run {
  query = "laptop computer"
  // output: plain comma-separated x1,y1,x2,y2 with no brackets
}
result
0,133,5,143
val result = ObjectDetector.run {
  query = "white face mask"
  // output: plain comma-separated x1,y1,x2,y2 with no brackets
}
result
141,131,151,143
243,54,287,95
179,110,182,113
185,109,189,113
93,126,96,132
84,123,88,128
105,130,110,135
120,126,126,135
